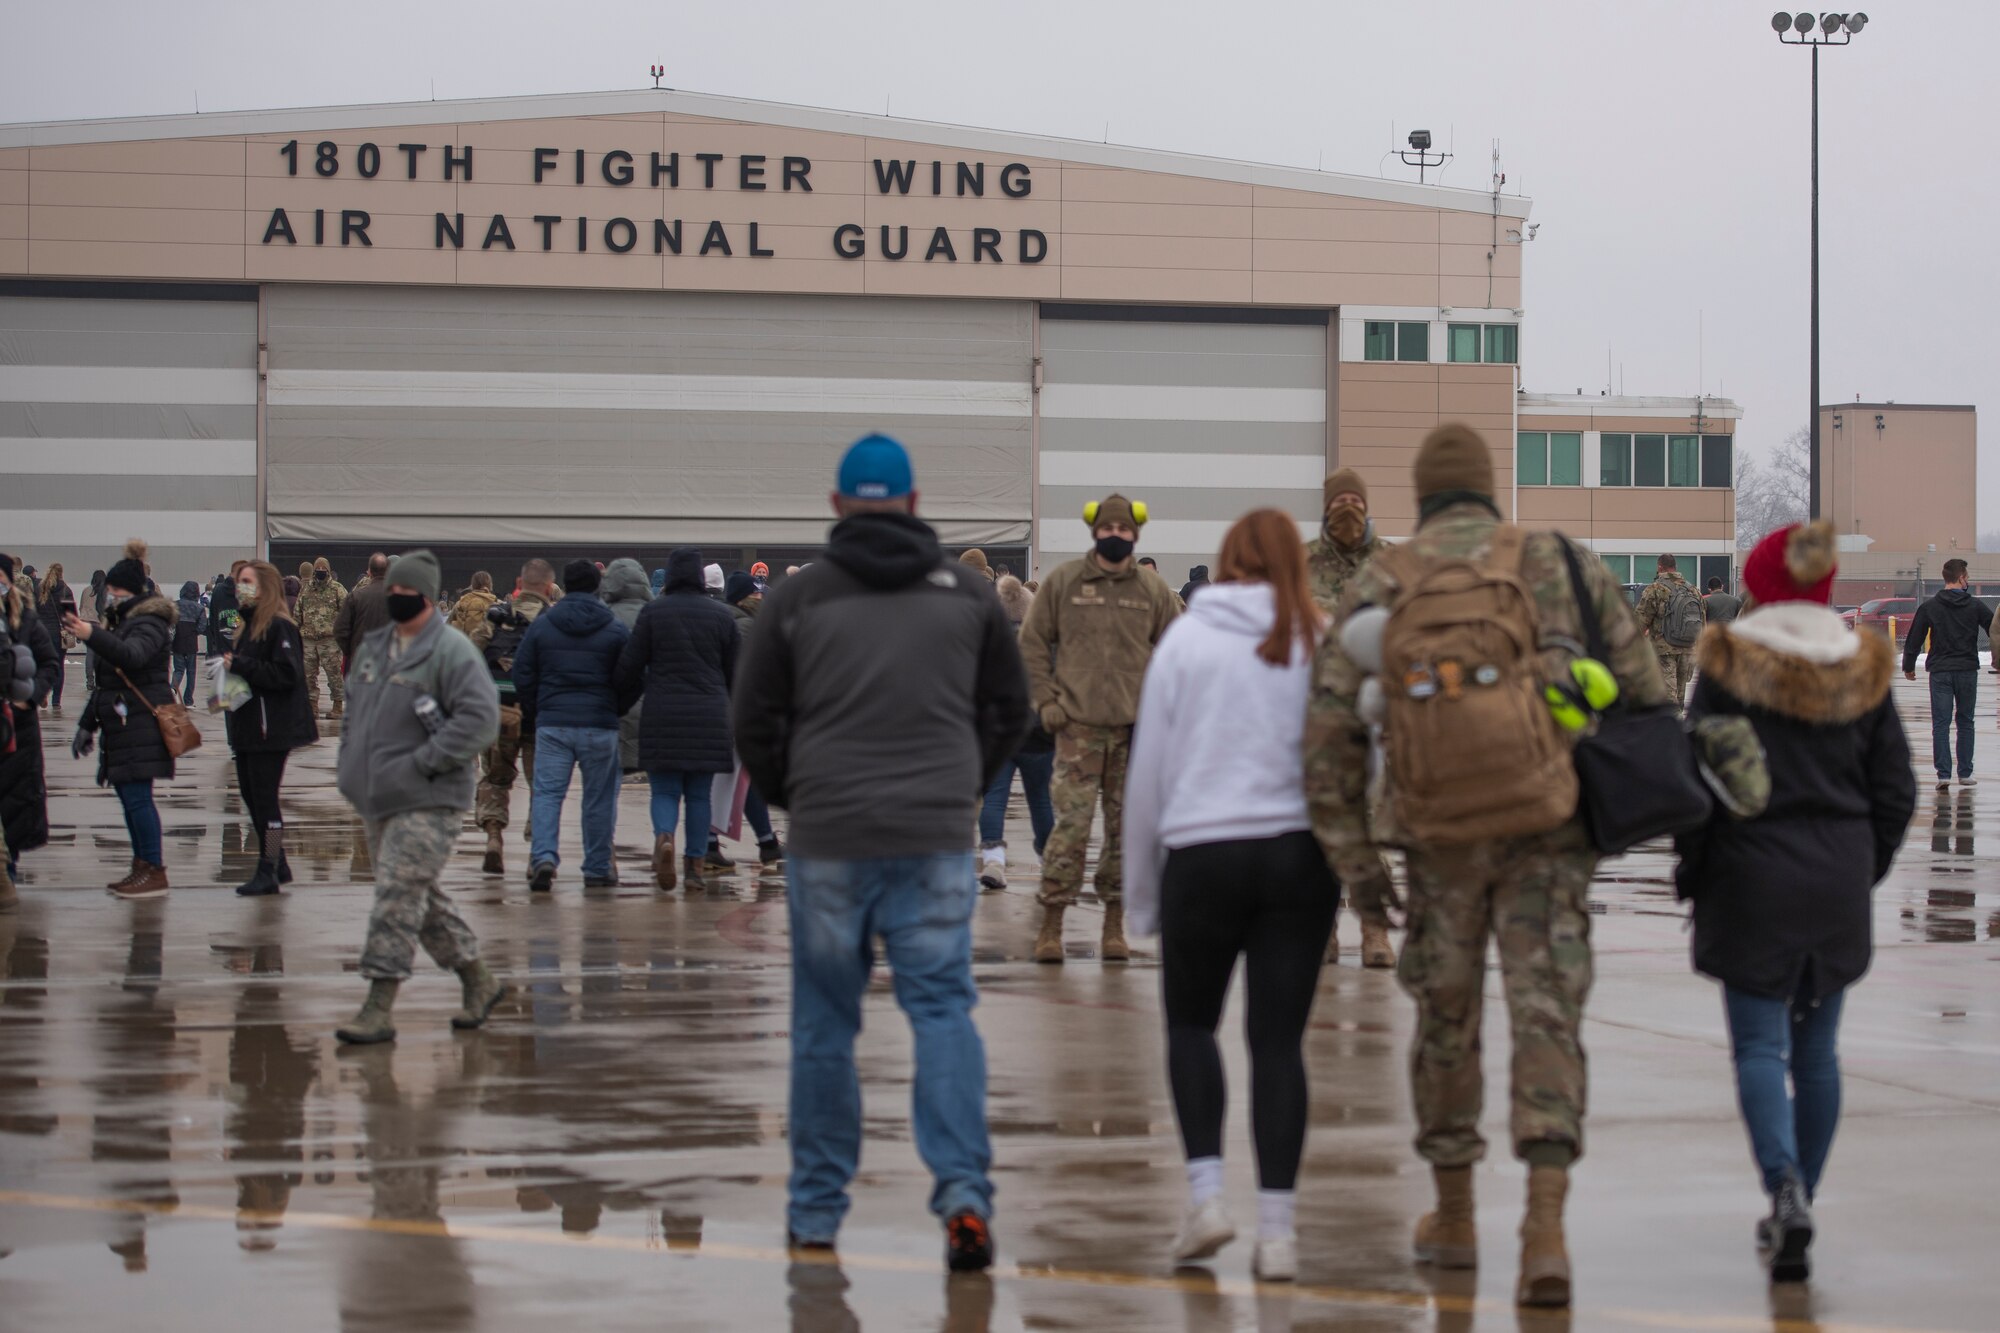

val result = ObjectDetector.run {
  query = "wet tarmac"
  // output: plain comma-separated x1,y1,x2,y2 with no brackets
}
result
1,675,1996,1331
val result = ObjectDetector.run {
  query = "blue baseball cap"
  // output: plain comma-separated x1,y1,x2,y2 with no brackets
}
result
837,433,914,500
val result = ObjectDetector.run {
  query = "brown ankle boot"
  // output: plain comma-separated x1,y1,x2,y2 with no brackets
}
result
1412,1165,1477,1269
114,862,170,900
481,826,505,876
653,834,677,890
681,855,709,892
1033,904,1066,964
107,858,144,891
1100,903,1130,962
0,860,17,913
1360,919,1396,969
1517,1165,1571,1308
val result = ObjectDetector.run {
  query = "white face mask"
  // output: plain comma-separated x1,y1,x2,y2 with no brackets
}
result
236,581,258,604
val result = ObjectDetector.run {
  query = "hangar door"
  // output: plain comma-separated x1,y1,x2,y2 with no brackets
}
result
264,285,1032,551
1036,308,1330,589
0,284,258,594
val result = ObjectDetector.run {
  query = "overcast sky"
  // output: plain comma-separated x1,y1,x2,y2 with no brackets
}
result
6,0,1994,533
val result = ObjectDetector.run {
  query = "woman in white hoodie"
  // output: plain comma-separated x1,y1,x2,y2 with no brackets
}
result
1124,508,1336,1282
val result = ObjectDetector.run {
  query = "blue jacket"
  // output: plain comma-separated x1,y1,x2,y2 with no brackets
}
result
512,593,632,730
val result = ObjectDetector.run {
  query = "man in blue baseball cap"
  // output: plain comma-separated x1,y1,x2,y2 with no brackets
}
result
734,432,1031,1273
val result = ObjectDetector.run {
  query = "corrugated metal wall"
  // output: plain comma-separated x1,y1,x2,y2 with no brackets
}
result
0,289,258,594
265,285,1033,550
1035,312,1329,588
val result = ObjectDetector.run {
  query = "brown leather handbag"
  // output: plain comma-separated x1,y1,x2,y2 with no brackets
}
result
115,667,204,759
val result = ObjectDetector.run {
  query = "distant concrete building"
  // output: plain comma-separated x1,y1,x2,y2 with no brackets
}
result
1817,403,1982,599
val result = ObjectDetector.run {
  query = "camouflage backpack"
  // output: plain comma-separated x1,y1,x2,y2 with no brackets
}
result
1372,525,1578,845
1660,579,1704,651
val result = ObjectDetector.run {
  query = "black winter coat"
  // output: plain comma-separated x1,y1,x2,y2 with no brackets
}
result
173,591,203,656
1,601,59,855
225,616,319,754
1676,611,1917,1001
82,594,180,785
205,578,239,657
35,581,72,646
1902,587,1993,674
511,594,631,731
617,567,739,774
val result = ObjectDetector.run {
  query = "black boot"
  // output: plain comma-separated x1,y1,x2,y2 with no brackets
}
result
235,823,284,897
1757,1173,1815,1284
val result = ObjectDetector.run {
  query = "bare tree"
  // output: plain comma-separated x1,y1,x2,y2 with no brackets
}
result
1735,426,1811,552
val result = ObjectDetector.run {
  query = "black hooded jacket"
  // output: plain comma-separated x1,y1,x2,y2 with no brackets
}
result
616,548,739,773
1902,586,1993,674
1180,565,1211,605
732,511,1032,859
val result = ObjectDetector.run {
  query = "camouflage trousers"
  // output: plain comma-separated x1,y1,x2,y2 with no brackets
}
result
1037,723,1129,908
302,635,343,713
1655,646,1695,712
358,809,479,981
1398,826,1596,1167
474,705,534,837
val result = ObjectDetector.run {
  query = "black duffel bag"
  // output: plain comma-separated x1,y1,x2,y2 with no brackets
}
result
1558,540,1712,855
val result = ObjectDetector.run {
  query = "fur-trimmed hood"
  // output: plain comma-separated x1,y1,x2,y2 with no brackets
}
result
1695,604,1892,725
109,593,177,628
996,574,1032,624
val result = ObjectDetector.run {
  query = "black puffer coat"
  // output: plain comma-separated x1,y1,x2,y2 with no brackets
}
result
1676,606,1917,1001
2,597,59,855
225,615,319,755
35,580,72,647
616,549,739,773
82,593,180,785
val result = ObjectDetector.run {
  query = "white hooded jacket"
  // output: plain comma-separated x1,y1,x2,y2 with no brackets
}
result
1123,580,1319,937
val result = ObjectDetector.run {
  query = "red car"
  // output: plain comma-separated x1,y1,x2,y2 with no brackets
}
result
1844,598,1918,644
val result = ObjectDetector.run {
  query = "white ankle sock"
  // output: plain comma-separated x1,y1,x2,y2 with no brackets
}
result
1187,1157,1224,1206
1257,1189,1296,1240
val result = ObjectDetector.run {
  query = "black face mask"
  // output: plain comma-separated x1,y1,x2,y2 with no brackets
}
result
386,592,427,624
1093,534,1136,565
313,570,329,582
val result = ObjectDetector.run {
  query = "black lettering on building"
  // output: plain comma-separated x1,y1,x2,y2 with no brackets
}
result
436,212,465,248
534,148,559,183
482,214,516,250
1000,163,1032,198
575,149,586,185
443,145,473,181
873,159,916,194
696,152,724,188
740,155,766,190
880,225,909,260
956,162,984,197
605,217,637,252
931,161,942,195
603,150,634,185
972,227,1001,263
314,209,326,245
699,220,732,255
1020,229,1048,264
261,208,296,245
651,151,679,188
783,156,812,191
398,143,427,179
654,219,683,255
577,216,588,252
833,223,864,258
748,222,774,257
534,215,561,251
356,143,381,178
341,210,372,246
924,227,956,262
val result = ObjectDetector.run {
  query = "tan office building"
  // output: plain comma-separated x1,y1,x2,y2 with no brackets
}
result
0,87,1710,589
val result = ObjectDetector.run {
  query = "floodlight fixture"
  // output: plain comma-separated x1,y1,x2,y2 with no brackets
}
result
1409,129,1431,152
1820,12,1844,34
1846,11,1867,31
1772,10,1792,31
1794,12,1815,32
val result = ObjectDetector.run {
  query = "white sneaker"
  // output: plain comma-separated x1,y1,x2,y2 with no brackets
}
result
978,845,1007,892
1960,776,1979,787
1253,1233,1297,1281
1170,1198,1236,1264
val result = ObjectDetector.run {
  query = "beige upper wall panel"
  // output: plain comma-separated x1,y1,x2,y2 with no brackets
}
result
1062,167,1247,207
31,138,244,176
0,170,24,206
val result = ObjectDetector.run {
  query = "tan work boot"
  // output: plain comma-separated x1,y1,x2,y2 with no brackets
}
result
1360,919,1396,969
1100,903,1130,962
451,960,509,1030
681,855,709,893
1033,904,1066,964
481,827,505,876
107,857,142,891
652,834,677,891
114,862,170,900
1517,1165,1572,1308
1412,1165,1478,1269
336,979,399,1045
329,701,343,719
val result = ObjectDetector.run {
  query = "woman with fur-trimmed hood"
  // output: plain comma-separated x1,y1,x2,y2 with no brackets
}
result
1675,520,1915,1285
65,539,180,898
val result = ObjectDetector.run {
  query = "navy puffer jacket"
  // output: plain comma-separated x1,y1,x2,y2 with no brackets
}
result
616,549,739,773
511,592,632,730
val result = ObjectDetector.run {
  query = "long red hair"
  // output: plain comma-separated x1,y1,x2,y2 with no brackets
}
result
1215,508,1324,665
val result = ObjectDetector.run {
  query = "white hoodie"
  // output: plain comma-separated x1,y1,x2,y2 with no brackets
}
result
1123,581,1319,937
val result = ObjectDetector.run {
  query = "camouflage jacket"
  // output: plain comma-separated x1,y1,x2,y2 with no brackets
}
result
295,578,347,637
1302,503,1671,873
447,588,498,638
1635,570,1694,652
1018,556,1179,729
1305,525,1392,615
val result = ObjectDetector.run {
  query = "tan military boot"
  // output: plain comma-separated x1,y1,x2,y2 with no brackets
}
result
652,834,677,890
1033,904,1066,964
1360,919,1396,969
329,700,343,720
336,979,399,1046
1517,1165,1571,1308
1412,1165,1477,1269
481,827,505,876
1100,903,1130,962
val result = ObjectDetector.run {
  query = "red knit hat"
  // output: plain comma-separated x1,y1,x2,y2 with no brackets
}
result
1742,520,1837,607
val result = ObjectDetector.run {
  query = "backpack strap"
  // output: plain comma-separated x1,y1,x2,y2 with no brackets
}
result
1483,523,1529,578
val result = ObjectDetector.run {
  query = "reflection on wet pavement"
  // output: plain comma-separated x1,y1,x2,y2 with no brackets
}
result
0,677,1996,1330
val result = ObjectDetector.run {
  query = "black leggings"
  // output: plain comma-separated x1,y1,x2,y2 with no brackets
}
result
1162,830,1339,1190
235,751,289,858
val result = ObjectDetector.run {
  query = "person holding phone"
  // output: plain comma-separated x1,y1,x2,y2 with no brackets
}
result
36,563,74,716
220,562,318,897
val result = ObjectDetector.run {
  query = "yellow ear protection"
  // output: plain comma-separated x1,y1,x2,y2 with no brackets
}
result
1082,500,1149,525
1132,501,1147,525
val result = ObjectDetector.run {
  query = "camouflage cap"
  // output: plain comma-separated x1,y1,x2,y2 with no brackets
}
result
1412,424,1494,502
313,556,332,573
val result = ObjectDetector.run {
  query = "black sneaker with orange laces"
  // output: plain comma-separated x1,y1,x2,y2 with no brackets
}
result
944,1211,993,1273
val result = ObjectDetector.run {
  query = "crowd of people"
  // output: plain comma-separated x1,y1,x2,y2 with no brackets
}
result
0,422,1934,1301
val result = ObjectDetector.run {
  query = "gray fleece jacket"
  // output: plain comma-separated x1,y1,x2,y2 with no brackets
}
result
336,612,500,820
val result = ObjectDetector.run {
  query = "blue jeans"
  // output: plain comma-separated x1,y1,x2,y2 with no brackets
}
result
1723,984,1845,1196
1929,670,1976,779
170,653,198,706
744,785,777,844
978,749,1054,855
530,725,621,878
647,770,712,859
115,780,162,866
786,852,991,1240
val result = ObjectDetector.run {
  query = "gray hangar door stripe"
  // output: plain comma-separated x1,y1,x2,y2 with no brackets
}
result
264,286,1034,548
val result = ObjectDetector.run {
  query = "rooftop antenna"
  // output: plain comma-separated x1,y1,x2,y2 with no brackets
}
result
650,64,666,90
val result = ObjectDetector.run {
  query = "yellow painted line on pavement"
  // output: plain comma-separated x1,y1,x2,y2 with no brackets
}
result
0,1188,1960,1333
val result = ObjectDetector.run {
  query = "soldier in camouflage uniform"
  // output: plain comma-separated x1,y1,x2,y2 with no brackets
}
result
1305,466,1399,969
466,559,555,873
1302,425,1668,1309
1634,555,1697,710
333,550,506,1046
296,556,347,718
1018,494,1178,964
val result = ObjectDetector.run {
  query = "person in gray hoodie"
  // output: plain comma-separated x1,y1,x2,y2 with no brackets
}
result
600,558,653,773
333,550,506,1045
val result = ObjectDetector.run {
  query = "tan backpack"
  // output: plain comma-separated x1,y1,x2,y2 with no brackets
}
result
1373,525,1578,845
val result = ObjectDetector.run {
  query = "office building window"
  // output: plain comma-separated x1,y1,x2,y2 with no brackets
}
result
1364,320,1432,362
1364,322,1395,361
1699,555,1732,593
1601,433,1632,486
1634,434,1667,487
1516,431,1582,487
1701,435,1733,488
1448,324,1481,363
1397,321,1429,362
1483,324,1518,364
1517,431,1549,485
1599,554,1633,585
1548,432,1582,485
1668,435,1701,487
